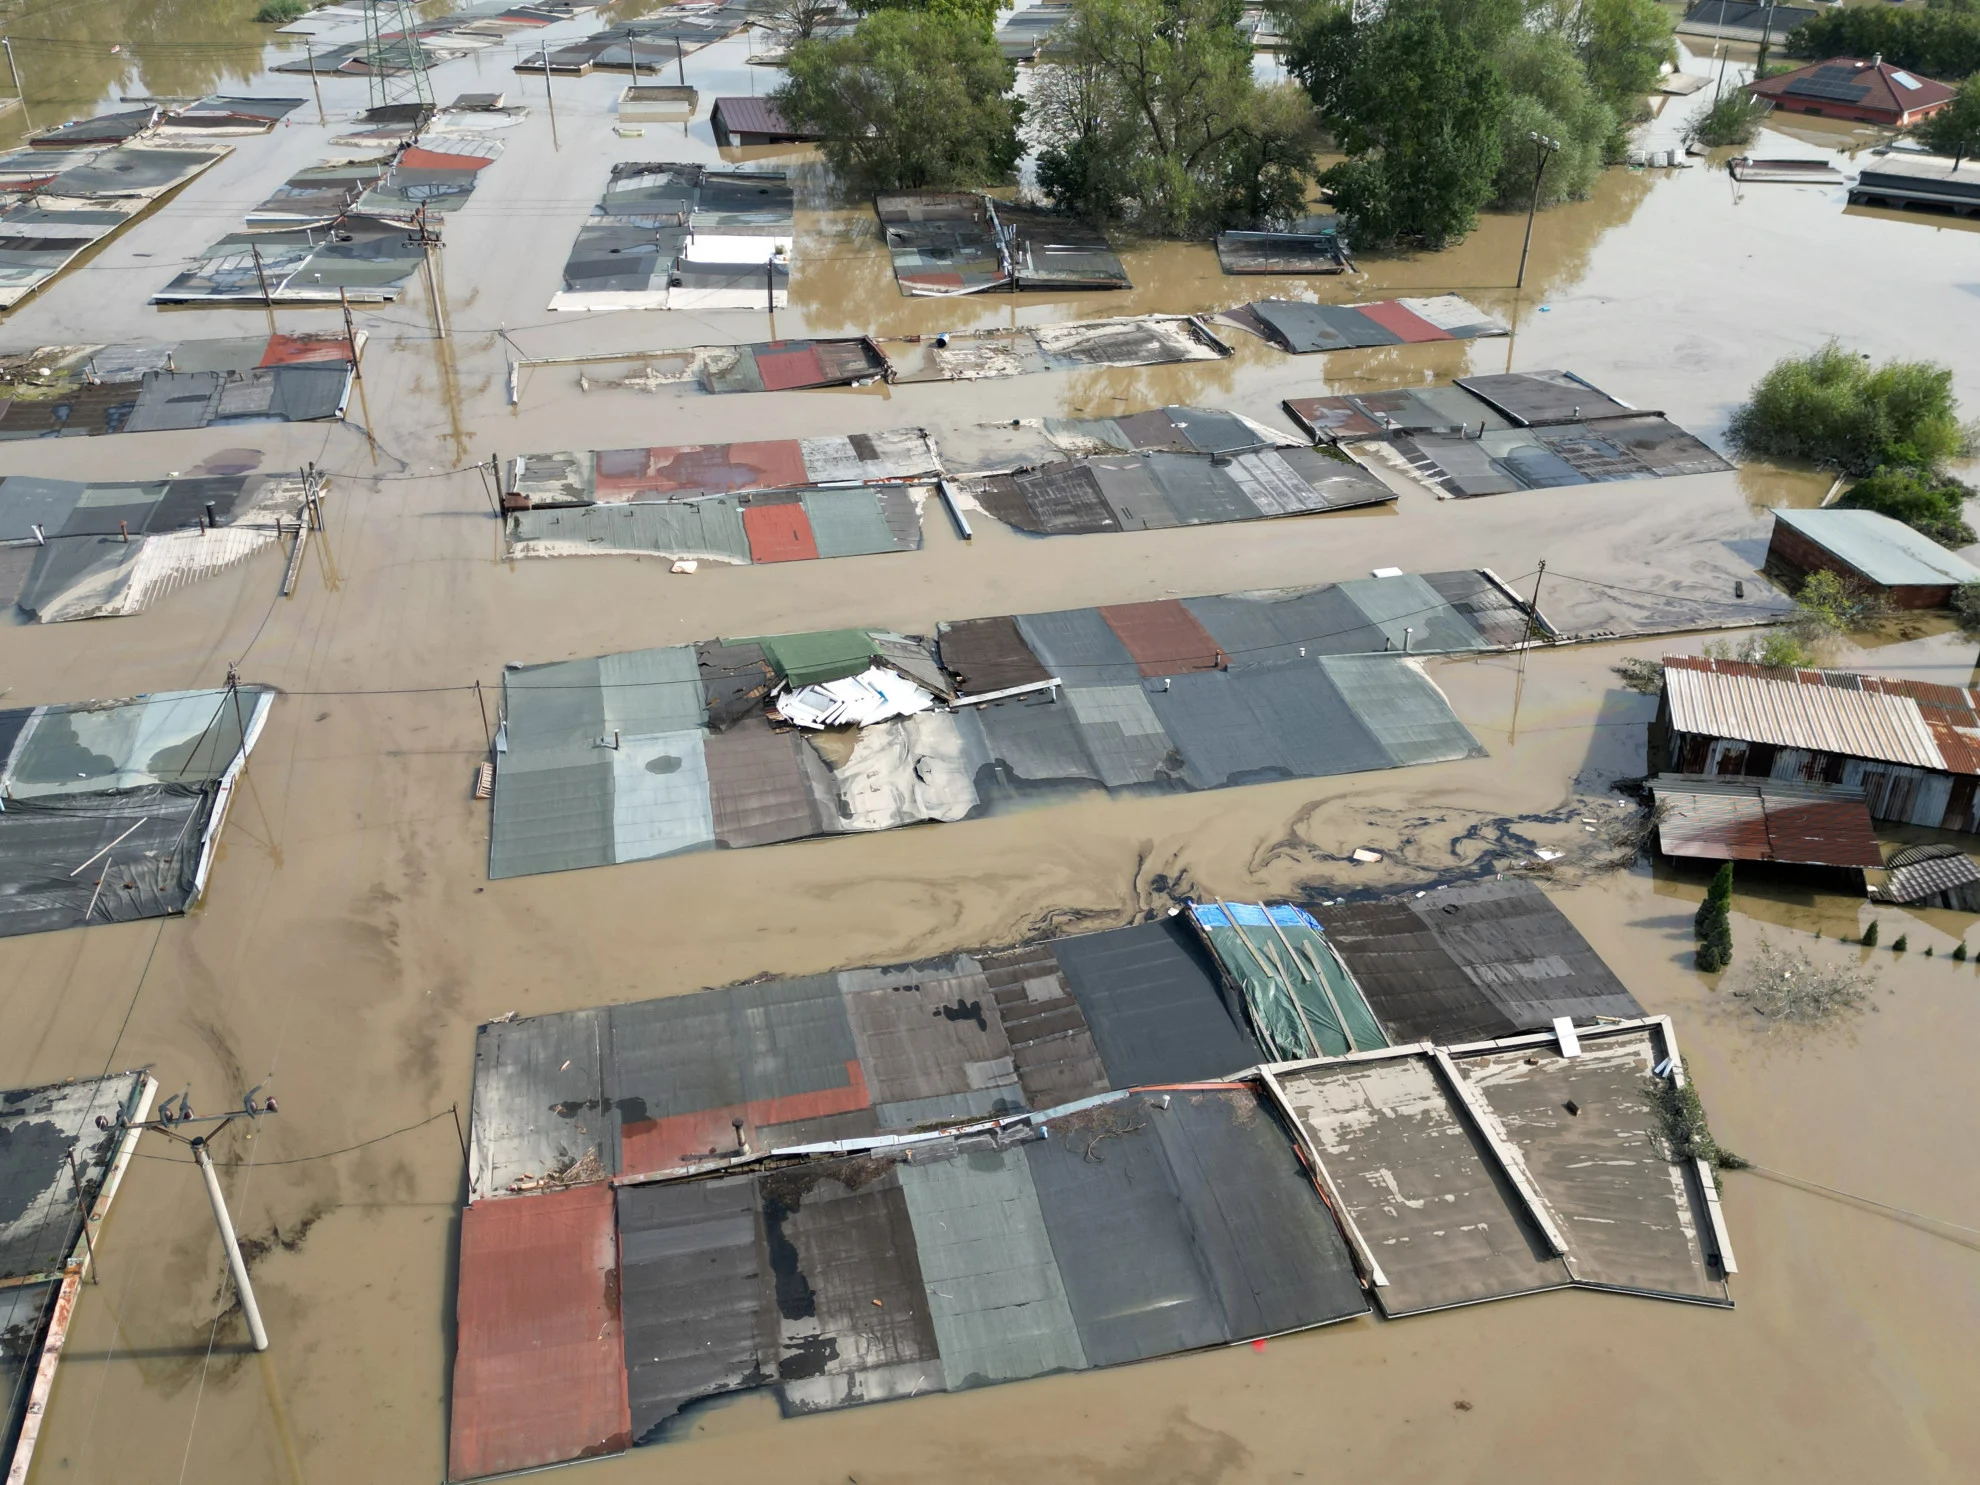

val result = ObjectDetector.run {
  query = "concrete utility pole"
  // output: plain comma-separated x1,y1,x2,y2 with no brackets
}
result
192,1137,269,1350
1516,133,1560,291
98,1086,280,1352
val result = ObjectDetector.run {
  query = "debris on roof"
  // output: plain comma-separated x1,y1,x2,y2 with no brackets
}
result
1869,843,1980,910
1315,879,1643,1044
2,470,314,621
507,431,938,508
550,162,790,310
875,191,1129,295
1649,773,1883,870
1218,295,1507,352
507,5,751,76
0,333,357,439
883,315,1232,382
0,685,275,937
276,1,603,81
0,1072,154,1485
936,404,1304,473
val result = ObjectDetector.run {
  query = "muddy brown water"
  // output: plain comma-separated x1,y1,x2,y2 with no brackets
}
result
3,9,1980,1483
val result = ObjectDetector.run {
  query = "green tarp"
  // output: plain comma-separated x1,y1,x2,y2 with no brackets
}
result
1188,902,1386,1059
750,629,882,687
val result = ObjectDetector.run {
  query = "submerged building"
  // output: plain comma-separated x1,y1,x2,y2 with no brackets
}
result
1653,655,1980,832
1746,56,1954,128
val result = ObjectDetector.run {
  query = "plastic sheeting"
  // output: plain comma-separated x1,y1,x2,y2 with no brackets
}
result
1188,902,1385,1059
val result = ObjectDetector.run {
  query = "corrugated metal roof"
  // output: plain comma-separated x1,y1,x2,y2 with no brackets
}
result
711,96,805,139
1455,370,1643,426
1321,653,1490,766
1317,880,1642,1044
1046,918,1260,1084
936,616,1051,695
1649,773,1882,868
1099,599,1224,675
1772,507,1980,589
1662,655,1964,772
741,499,819,562
1875,844,1980,905
449,1185,631,1481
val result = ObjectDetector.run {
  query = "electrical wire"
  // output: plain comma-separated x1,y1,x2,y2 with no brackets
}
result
130,1107,458,1168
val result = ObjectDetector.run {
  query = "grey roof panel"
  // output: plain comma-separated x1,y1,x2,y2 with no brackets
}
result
468,1010,614,1199
841,969,1019,1110
1335,573,1486,654
1181,586,1386,664
1319,653,1486,767
1061,683,1180,788
606,728,713,863
510,499,752,563
1455,370,1639,427
617,1177,776,1443
970,693,1102,791
800,487,903,559
601,646,708,738
1,1073,149,1278
1014,607,1140,687
763,1162,944,1412
1046,918,1261,1085
1148,658,1392,788
0,786,214,936
488,743,615,878
899,1149,1087,1388
704,712,830,848
980,945,1111,1108
1146,451,1260,525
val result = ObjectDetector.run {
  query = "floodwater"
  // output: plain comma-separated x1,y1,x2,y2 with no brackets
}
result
2,7,1979,1484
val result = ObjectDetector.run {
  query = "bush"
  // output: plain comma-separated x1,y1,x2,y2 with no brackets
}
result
1644,1073,1744,1168
1703,631,1815,669
1839,466,1978,550
1862,918,1880,947
1892,933,1910,952
1735,937,1876,1024
1727,343,1973,476
1954,942,1968,961
776,11,1022,193
1695,861,1734,972
255,0,312,20
1688,92,1767,147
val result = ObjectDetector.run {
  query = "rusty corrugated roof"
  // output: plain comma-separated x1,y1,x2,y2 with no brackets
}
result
1649,773,1882,868
1099,599,1223,676
449,1185,631,1481
1662,656,1973,773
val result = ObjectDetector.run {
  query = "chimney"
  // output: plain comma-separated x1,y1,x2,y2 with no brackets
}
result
1871,53,1881,68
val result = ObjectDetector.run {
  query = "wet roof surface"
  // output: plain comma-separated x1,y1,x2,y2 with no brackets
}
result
1317,880,1643,1044
1649,773,1883,869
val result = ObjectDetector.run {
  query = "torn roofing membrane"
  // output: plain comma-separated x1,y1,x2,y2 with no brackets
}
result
489,582,1490,877
0,686,274,938
1187,902,1386,1059
551,162,790,310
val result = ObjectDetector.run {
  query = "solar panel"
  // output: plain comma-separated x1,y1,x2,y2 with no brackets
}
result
1785,77,1872,103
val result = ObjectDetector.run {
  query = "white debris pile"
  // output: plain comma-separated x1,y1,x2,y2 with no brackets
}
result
775,666,936,730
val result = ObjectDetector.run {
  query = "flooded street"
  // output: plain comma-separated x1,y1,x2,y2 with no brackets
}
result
3,8,1979,1483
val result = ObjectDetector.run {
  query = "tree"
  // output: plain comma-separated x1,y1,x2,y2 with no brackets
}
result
1727,342,1973,475
1695,862,1734,973
1838,466,1977,549
1031,0,1317,234
1286,0,1511,248
853,0,998,35
751,0,844,49
1491,30,1616,209
1576,0,1675,125
1915,74,1980,168
775,12,1022,193
1790,8,1980,81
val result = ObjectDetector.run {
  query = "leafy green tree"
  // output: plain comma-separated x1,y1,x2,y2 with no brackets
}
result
1790,8,1980,81
1727,342,1973,475
1286,0,1511,248
1531,0,1674,132
1839,467,1978,549
1915,74,1980,168
776,11,1023,193
1492,30,1615,208
852,0,998,36
1031,0,1317,234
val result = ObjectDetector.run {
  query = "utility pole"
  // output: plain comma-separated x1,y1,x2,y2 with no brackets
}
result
250,241,277,334
1522,559,1548,647
1516,133,1560,291
541,40,559,150
305,41,326,126
341,287,362,380
1755,0,1778,78
96,1086,280,1353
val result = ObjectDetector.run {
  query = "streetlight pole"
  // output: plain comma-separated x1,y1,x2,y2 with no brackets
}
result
1516,132,1560,291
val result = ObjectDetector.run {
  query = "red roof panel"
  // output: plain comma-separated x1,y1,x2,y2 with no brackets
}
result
753,345,827,391
257,332,353,367
449,1184,630,1481
742,500,820,562
1356,299,1452,344
1100,599,1224,676
619,1059,871,1177
593,440,810,501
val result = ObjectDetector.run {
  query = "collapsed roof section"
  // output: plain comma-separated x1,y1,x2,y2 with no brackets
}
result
0,142,230,308
875,191,1129,296
882,314,1231,382
551,163,792,311
0,685,274,937
506,429,939,508
487,581,1492,878
1288,370,1731,498
0,332,356,439
1215,226,1352,275
0,471,313,622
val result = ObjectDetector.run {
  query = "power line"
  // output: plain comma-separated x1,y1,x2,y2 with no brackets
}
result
130,1106,457,1167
